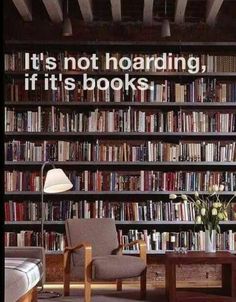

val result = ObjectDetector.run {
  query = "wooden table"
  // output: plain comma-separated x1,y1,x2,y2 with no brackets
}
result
165,251,236,302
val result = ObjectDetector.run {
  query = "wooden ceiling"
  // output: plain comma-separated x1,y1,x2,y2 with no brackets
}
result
4,0,236,43
5,0,236,26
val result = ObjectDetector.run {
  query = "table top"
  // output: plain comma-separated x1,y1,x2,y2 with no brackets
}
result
165,251,236,264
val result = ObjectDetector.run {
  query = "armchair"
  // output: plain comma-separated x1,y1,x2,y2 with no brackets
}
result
63,218,147,302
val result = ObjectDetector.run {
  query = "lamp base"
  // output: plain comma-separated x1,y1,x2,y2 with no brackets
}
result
38,290,61,299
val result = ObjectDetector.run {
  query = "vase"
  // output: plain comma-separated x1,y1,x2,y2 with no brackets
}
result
205,229,216,253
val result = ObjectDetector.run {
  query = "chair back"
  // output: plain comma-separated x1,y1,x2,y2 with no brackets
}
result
65,218,119,267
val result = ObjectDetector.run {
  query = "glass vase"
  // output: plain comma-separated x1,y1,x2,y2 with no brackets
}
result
205,229,216,253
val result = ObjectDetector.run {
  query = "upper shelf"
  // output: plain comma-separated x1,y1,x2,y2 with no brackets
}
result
4,102,236,108
5,132,236,140
4,161,236,171
4,41,236,51
5,71,236,77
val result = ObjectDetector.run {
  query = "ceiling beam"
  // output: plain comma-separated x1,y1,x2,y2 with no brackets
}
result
12,0,32,21
42,0,63,23
206,0,224,26
77,0,93,22
110,0,121,22
143,0,154,26
175,0,188,24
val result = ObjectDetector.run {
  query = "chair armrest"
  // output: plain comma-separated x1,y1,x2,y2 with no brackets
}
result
116,240,147,264
64,242,92,253
64,243,92,274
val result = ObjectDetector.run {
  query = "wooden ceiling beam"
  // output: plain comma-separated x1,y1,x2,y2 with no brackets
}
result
77,0,93,22
12,0,32,21
143,0,154,26
110,0,121,22
206,0,224,26
175,0,188,24
42,0,63,23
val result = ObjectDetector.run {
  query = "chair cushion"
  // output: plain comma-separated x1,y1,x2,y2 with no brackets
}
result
92,255,146,280
66,219,119,267
5,257,43,302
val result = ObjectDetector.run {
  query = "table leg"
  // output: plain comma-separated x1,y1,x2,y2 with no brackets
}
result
232,263,236,297
166,263,176,302
222,263,236,297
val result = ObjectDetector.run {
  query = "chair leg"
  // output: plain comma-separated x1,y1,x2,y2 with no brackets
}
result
63,272,70,296
116,279,122,291
84,246,92,302
84,279,91,302
140,269,147,300
63,251,71,296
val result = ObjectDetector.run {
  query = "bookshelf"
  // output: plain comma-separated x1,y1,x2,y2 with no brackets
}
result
4,42,236,254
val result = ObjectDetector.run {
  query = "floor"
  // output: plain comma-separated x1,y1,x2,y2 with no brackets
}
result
37,282,233,302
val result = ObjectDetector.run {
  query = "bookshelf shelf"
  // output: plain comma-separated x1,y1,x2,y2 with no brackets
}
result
4,220,236,226
4,41,236,48
5,71,236,77
5,102,236,108
42,250,236,256
5,132,236,139
4,161,236,171
5,191,236,199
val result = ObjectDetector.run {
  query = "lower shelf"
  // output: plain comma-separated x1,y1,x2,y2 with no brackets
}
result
44,250,236,255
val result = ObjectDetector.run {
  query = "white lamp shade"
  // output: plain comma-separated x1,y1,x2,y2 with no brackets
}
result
44,168,73,193
161,19,171,38
62,17,72,36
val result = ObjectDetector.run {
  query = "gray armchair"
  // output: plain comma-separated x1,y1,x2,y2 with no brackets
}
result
63,218,147,302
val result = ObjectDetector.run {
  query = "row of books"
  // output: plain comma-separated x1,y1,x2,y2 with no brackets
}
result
4,200,236,222
5,108,236,133
119,229,236,251
4,231,65,251
5,170,236,192
4,52,236,72
4,229,236,252
5,79,236,103
5,140,236,162
4,200,196,222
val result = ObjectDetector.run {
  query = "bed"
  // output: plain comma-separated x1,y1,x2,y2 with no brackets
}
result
5,247,45,302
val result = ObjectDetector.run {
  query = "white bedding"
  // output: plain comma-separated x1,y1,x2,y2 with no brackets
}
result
5,258,43,302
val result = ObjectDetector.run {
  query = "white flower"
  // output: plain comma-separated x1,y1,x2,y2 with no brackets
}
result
181,194,188,200
219,184,224,192
217,202,222,208
196,200,201,205
194,191,199,197
213,202,218,208
201,208,206,216
196,216,202,223
169,194,177,200
212,208,217,216
223,211,228,219
218,213,224,220
212,184,219,192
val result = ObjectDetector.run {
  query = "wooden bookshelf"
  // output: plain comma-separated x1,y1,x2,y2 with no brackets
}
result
4,43,236,253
